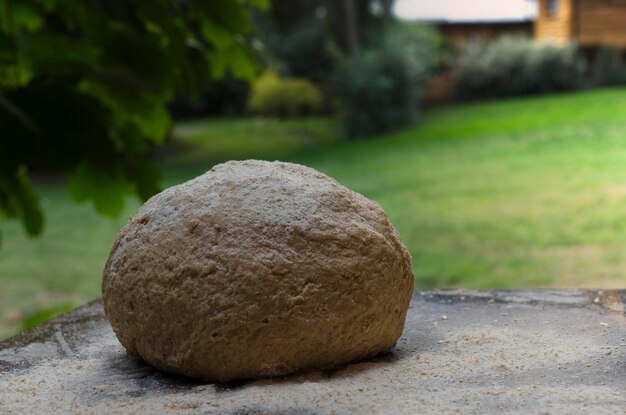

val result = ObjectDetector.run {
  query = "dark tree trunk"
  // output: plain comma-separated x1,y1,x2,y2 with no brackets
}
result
379,0,394,26
344,0,360,54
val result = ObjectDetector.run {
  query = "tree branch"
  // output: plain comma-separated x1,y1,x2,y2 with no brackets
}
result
0,94,42,135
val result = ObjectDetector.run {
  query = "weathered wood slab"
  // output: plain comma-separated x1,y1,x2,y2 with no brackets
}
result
1,290,625,414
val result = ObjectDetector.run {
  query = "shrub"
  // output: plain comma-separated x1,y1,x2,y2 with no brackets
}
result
454,36,585,100
591,47,626,86
334,51,417,138
169,76,250,118
255,13,334,84
248,71,323,117
333,24,438,139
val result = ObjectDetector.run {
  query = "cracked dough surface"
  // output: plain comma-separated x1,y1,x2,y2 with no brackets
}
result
102,160,414,382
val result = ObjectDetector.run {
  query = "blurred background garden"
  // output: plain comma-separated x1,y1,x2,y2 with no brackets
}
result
3,0,626,338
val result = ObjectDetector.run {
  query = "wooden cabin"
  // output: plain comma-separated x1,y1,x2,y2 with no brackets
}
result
419,0,626,102
438,20,533,52
415,0,626,50
535,0,626,47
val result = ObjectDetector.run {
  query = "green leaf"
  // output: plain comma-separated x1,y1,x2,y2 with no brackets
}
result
67,164,132,217
13,167,44,236
226,42,258,79
245,0,269,9
77,79,171,150
26,32,101,74
0,1,44,33
200,20,236,49
20,303,74,331
0,167,44,237
129,160,161,202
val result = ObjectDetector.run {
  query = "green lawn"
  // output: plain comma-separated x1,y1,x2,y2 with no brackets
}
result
3,88,626,338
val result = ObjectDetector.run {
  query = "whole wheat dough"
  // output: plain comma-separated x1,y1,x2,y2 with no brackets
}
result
102,160,414,382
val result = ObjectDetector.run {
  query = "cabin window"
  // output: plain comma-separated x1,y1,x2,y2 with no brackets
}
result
547,0,560,16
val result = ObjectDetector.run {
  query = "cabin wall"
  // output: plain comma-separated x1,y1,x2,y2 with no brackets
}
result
534,0,574,43
577,0,626,47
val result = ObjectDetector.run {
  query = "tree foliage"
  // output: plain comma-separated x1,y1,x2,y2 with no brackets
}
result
0,0,266,243
253,0,397,86
252,0,333,84
333,23,439,139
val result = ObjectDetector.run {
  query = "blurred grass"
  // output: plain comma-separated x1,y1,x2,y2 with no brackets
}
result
160,117,338,184
4,88,626,338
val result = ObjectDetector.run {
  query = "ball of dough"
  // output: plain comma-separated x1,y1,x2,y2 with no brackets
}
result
102,160,414,382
